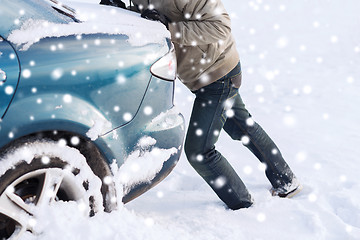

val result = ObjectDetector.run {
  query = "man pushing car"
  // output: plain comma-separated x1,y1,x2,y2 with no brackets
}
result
102,0,302,210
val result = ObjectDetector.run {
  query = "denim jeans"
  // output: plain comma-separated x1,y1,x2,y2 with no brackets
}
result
184,62,296,210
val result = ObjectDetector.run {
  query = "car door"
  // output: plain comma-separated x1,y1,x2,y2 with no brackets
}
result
0,37,20,119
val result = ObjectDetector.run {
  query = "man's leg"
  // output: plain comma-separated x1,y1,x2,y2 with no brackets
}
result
184,78,252,210
223,92,298,193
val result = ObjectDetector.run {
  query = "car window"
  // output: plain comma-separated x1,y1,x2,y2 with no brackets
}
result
0,0,78,38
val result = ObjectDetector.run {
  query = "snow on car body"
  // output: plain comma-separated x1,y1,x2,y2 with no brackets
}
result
0,0,184,238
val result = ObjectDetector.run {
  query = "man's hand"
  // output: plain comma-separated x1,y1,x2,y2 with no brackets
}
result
99,0,126,9
141,9,170,29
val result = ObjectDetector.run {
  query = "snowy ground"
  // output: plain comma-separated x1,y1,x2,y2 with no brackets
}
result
20,0,360,239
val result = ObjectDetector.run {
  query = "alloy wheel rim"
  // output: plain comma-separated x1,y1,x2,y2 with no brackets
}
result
0,168,87,239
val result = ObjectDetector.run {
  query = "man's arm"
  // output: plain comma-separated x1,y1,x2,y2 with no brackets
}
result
169,0,231,46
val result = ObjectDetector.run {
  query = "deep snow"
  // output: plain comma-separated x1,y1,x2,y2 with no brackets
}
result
10,0,360,239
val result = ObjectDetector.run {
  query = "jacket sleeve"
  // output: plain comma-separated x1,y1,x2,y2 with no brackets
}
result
168,0,232,46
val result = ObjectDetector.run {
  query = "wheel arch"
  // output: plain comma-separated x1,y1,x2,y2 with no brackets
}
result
0,130,117,212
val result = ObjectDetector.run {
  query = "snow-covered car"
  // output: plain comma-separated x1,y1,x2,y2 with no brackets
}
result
0,0,185,238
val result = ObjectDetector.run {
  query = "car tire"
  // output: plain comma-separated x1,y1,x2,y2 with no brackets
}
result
0,140,104,239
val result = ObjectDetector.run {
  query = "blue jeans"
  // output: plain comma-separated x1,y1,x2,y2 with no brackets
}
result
184,62,296,210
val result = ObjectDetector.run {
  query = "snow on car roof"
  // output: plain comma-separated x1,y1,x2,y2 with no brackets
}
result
7,1,170,50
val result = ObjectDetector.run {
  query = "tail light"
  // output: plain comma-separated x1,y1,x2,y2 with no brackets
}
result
150,46,177,81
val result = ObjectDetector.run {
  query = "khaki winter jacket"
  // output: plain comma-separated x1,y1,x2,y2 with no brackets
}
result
132,0,239,91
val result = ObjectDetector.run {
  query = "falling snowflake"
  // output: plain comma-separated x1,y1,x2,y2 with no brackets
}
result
284,106,292,112
314,163,321,170
257,213,266,222
258,163,267,171
316,57,323,63
303,85,312,94
213,176,227,189
308,193,317,202
296,151,307,162
71,136,80,146
51,68,64,80
8,132,14,139
346,225,353,233
4,86,14,95
313,21,320,28
346,76,354,84
339,175,347,183
195,129,203,136
249,28,256,35
123,112,132,121
279,4,286,11
144,106,153,115
247,68,254,74
243,165,253,175
246,118,255,126
28,218,37,228
103,176,113,185
156,191,164,198
226,109,235,118
276,36,288,48
41,156,50,165
293,88,300,95
241,136,250,145
255,84,264,93
283,115,296,127
322,113,329,120
196,154,204,162
299,45,307,51
63,94,72,103
113,106,120,112
22,69,31,78
58,138,67,147
116,74,126,84
271,148,278,155
330,35,338,43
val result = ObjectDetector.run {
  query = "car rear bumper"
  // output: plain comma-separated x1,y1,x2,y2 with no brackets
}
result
97,76,185,204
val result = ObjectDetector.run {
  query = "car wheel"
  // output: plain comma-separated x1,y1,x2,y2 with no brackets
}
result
0,140,104,239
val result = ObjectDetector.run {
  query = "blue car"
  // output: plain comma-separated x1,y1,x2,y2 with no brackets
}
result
0,0,185,238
